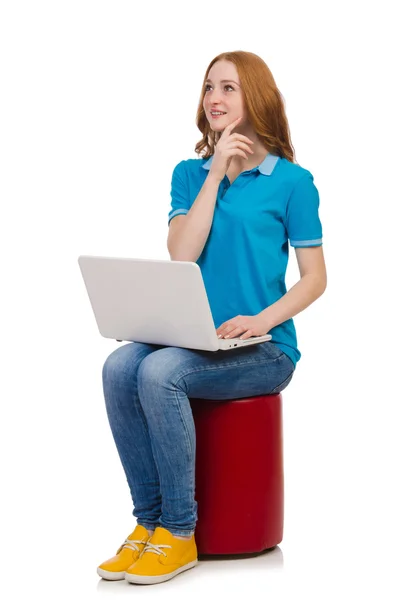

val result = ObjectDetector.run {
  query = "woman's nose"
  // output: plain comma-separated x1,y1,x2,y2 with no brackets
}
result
209,88,222,103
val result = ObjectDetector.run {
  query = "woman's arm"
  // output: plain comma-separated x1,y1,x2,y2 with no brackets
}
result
259,246,327,329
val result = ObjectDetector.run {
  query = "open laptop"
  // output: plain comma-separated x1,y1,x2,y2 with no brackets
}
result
77,255,272,352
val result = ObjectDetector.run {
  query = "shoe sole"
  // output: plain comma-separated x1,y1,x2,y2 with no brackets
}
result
124,559,198,585
97,566,129,581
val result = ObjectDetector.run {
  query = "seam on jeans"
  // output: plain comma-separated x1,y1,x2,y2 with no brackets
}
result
269,370,294,394
173,355,286,388
172,388,195,460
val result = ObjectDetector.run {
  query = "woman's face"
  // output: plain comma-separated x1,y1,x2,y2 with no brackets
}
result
203,60,247,132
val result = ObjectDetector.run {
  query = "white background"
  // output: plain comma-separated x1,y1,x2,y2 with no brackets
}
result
1,0,396,598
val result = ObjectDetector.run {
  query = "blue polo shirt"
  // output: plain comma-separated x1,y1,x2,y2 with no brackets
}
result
167,153,323,367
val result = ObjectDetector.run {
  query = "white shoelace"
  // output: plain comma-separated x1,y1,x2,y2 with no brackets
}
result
141,541,172,557
120,537,147,553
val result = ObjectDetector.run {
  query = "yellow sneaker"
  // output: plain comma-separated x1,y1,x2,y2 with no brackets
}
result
124,527,198,585
97,524,153,580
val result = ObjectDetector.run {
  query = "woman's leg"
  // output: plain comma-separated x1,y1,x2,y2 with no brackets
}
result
102,341,167,532
136,340,295,538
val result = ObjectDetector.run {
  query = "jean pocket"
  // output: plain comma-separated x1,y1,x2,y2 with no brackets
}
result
269,370,294,395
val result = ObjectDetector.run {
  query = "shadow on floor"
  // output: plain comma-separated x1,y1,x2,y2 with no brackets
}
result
198,545,278,561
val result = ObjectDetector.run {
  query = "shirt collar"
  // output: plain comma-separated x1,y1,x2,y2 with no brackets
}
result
201,152,280,176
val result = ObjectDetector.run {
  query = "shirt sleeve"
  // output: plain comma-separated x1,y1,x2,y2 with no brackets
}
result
167,160,190,226
285,171,323,247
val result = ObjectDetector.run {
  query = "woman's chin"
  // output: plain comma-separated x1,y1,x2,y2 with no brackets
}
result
209,120,228,131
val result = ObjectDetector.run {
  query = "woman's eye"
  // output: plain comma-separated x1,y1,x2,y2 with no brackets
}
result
205,84,233,91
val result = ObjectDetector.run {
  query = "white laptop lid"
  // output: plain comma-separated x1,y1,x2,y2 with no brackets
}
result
78,255,271,351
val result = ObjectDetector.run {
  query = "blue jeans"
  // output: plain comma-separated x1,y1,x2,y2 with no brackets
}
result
102,340,295,538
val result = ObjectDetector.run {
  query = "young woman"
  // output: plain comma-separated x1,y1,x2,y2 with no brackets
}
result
97,50,327,585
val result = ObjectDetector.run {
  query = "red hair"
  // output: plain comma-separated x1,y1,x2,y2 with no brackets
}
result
195,51,296,163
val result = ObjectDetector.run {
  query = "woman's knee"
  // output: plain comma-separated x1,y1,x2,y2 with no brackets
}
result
102,342,151,383
136,347,189,391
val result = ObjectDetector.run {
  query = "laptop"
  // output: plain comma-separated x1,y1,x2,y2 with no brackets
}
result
77,255,272,352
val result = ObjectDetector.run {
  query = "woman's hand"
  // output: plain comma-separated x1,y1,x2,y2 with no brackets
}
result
209,116,254,182
216,314,271,340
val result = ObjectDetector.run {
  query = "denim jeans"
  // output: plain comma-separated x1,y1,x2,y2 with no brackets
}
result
102,340,295,538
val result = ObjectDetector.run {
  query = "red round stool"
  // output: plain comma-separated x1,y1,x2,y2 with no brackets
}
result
189,393,284,556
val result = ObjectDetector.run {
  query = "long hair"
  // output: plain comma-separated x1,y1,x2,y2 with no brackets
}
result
195,51,296,163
